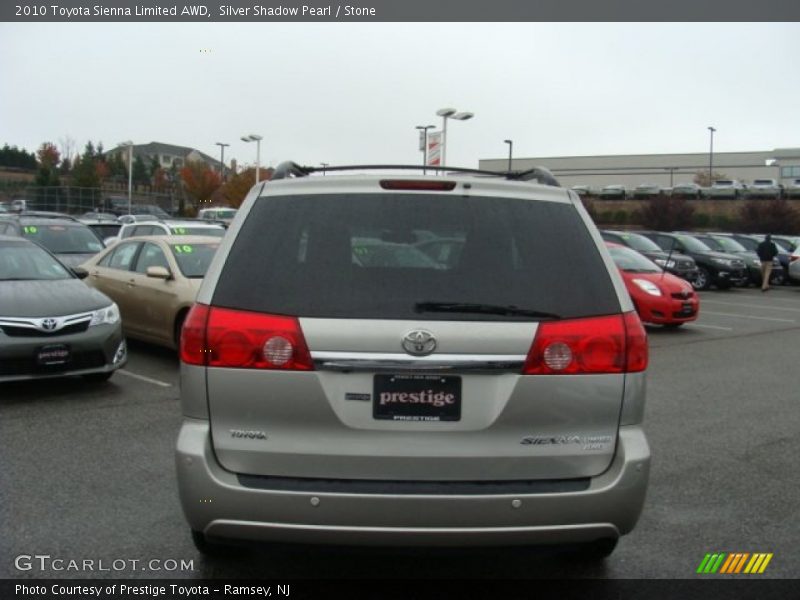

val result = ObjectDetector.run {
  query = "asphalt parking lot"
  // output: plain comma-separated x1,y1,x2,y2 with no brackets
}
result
1,286,798,580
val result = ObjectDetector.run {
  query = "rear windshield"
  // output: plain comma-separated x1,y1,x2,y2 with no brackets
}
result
618,232,662,253
20,223,104,254
212,193,619,321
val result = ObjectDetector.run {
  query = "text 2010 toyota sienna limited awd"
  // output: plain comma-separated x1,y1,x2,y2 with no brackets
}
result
175,163,650,558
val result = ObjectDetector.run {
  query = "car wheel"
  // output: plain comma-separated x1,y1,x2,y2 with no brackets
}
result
692,268,710,290
83,371,114,383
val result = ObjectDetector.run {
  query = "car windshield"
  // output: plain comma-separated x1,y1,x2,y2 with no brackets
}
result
20,223,104,254
213,193,620,321
607,246,661,273
170,242,220,278
712,236,747,253
694,236,724,252
753,180,773,185
714,180,733,186
676,235,713,252
618,232,662,253
169,225,225,237
0,242,72,280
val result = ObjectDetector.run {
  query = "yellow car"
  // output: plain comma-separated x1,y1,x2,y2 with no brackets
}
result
78,235,220,349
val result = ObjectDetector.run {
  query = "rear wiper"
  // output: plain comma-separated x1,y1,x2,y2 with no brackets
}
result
414,302,561,320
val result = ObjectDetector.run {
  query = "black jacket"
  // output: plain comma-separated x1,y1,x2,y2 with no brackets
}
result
756,240,778,262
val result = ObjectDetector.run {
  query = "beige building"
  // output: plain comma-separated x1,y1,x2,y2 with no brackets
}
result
479,148,800,192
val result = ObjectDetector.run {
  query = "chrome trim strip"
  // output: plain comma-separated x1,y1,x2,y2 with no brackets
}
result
311,352,526,373
0,311,94,332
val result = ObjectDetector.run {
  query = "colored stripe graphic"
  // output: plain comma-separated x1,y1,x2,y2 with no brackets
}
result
700,552,773,574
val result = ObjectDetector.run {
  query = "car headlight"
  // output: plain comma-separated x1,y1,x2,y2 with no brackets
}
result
633,278,662,297
653,259,676,269
711,258,734,267
89,303,120,327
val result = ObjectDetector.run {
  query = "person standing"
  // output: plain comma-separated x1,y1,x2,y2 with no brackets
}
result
756,234,779,292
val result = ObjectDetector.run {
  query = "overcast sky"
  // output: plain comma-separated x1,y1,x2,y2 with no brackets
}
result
1,22,798,170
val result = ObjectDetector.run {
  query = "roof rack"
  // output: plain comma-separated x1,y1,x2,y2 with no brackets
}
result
270,161,561,187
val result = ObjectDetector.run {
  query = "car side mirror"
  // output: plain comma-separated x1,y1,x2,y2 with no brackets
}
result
146,266,172,280
72,266,89,280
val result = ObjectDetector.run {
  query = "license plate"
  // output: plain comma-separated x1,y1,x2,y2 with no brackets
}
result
373,374,461,422
36,344,70,366
681,302,694,315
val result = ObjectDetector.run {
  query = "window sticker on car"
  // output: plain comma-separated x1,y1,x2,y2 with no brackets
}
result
172,227,188,234
173,245,194,254
23,226,38,234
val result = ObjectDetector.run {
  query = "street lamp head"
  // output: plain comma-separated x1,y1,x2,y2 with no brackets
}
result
436,108,457,117
416,124,436,131
241,134,263,142
504,139,512,145
453,112,474,121
708,126,716,133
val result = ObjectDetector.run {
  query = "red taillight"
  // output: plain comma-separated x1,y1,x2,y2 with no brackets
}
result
790,255,799,263
179,304,314,371
522,312,648,375
180,303,209,365
379,180,456,191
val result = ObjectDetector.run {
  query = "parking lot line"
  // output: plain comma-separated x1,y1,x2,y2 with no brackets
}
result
700,311,796,324
701,299,800,313
117,369,172,387
685,323,734,331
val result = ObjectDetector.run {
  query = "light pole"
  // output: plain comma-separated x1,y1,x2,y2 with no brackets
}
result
215,142,229,182
320,162,329,175
416,125,435,173
707,126,716,186
436,107,474,168
504,139,513,172
240,134,263,185
119,140,133,215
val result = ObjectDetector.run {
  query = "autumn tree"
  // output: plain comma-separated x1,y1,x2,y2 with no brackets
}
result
180,161,222,213
218,167,273,209
35,142,61,186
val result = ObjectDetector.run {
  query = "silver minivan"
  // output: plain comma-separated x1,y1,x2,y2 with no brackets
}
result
176,163,650,558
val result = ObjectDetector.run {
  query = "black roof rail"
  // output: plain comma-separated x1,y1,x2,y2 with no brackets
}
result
269,162,561,187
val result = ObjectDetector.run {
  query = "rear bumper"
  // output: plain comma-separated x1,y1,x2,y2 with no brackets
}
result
176,420,650,547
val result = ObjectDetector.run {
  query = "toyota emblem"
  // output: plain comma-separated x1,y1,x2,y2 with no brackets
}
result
40,318,58,331
401,330,437,356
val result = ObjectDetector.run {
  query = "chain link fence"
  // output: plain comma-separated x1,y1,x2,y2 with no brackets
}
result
3,186,180,216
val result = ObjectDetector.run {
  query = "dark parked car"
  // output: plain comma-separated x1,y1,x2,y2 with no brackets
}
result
716,233,789,286
691,233,784,287
636,231,748,290
0,235,126,382
0,212,106,267
600,230,699,284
